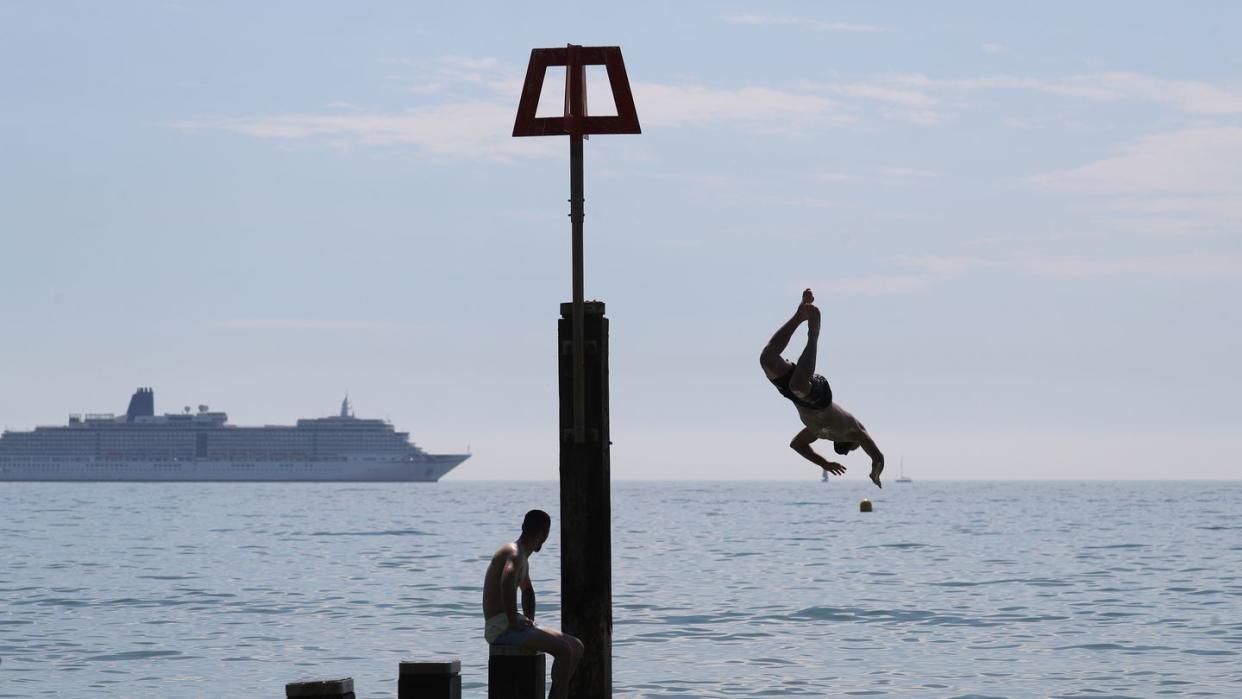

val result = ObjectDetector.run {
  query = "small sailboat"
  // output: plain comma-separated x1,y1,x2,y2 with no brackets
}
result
895,455,912,483
821,469,829,482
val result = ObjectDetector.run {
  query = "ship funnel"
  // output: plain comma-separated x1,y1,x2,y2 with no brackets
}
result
126,387,155,422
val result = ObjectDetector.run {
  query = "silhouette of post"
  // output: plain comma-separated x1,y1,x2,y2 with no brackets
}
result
513,44,640,699
558,300,609,696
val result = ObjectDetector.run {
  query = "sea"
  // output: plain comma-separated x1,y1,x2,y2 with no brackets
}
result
1,481,1239,698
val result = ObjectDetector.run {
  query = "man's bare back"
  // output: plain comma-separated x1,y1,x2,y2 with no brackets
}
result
795,401,869,444
482,542,530,626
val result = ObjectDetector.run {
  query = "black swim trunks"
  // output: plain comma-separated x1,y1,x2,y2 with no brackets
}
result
770,366,833,410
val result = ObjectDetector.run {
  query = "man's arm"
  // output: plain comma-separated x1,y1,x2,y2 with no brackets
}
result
853,425,885,488
854,427,884,469
790,427,846,475
499,558,530,629
520,574,536,622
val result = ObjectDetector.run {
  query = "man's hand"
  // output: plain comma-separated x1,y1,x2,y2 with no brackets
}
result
822,461,846,476
870,454,885,489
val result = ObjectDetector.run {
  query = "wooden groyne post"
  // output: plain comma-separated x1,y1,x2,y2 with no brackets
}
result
488,645,547,698
400,659,461,699
513,44,641,698
285,677,354,699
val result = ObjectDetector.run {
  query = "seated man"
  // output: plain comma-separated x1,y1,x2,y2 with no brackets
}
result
482,509,584,699
761,289,886,487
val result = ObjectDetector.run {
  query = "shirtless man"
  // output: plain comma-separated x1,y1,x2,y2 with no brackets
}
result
761,289,886,487
482,509,583,699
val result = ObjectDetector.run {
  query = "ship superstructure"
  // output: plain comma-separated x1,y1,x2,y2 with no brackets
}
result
0,388,468,482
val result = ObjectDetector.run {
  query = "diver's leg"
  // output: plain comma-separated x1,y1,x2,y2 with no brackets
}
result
761,289,814,378
788,304,821,397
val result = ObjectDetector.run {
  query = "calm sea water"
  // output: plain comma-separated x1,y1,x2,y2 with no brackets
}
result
1,481,1239,698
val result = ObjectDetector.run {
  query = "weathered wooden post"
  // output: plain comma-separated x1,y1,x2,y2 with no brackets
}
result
512,44,641,699
285,677,355,699
557,299,609,693
488,645,546,699
400,659,461,699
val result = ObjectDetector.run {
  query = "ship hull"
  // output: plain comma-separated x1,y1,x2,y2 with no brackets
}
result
0,454,468,482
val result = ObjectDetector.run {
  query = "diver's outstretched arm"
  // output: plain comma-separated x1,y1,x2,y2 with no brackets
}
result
855,428,885,488
790,427,846,475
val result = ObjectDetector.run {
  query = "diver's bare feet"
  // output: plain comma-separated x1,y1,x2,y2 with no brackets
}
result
795,289,816,322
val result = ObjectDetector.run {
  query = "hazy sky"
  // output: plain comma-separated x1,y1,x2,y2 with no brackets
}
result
2,2,1239,480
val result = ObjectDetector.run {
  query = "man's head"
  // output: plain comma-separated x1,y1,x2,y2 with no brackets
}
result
833,441,859,456
520,509,552,551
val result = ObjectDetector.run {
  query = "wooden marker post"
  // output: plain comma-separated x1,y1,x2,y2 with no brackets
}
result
513,44,641,699
558,300,610,695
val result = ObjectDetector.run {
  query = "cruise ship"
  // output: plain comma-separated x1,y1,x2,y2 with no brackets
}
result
0,388,469,482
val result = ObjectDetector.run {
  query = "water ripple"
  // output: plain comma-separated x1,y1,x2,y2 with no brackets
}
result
0,481,1237,697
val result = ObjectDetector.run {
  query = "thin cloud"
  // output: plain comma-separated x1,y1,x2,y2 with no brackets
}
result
893,73,1121,100
880,167,941,179
814,172,857,183
1082,72,1242,114
633,82,848,129
825,83,938,109
175,58,1242,163
396,55,522,97
795,80,944,124
821,273,935,295
215,319,406,331
1025,252,1242,278
821,251,1242,294
171,55,861,159
755,194,841,209
170,103,559,162
1030,127,1242,194
1029,127,1242,234
1106,195,1242,222
724,13,884,33
820,256,994,295
904,256,996,276
892,72,1242,114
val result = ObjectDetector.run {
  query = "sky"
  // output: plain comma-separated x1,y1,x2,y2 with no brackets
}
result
1,2,1239,481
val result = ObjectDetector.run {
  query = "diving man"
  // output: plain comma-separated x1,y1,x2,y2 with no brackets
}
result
761,289,886,487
